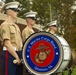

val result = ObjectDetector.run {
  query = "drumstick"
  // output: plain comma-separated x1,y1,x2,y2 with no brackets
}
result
13,60,18,64
13,59,23,64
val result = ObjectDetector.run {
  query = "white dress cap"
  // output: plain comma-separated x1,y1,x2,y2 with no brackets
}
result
25,11,37,18
2,2,20,10
48,20,57,26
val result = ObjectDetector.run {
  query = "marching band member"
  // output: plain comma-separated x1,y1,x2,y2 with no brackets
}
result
48,20,57,34
22,11,37,42
0,2,23,75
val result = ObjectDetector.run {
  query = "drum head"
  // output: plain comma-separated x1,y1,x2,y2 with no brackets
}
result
22,32,63,75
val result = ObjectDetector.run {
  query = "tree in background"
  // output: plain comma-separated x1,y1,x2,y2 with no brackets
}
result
53,0,75,48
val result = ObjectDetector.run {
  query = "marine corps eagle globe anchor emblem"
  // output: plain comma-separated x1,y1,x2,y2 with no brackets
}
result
35,43,51,63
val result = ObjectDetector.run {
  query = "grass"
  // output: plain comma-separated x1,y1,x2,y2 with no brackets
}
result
59,66,76,75
71,67,76,75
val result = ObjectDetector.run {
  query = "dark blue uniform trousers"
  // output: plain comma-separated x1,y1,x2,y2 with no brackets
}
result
1,50,23,75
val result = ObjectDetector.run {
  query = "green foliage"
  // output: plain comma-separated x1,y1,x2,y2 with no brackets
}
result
72,66,76,75
32,0,51,25
15,0,30,18
72,10,76,26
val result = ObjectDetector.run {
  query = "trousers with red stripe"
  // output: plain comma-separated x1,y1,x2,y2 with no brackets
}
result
1,50,23,75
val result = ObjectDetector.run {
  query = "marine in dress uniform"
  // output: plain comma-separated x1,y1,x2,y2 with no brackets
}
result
48,20,57,34
0,2,23,75
22,11,37,42
22,11,37,75
47,20,58,75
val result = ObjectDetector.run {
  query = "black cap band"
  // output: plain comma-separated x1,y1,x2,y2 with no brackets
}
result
26,17,36,20
8,8,20,12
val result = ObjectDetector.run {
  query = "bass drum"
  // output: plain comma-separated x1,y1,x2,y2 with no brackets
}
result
22,32,71,75
55,34,71,72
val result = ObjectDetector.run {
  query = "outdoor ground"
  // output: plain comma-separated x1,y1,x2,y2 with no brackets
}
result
60,66,76,75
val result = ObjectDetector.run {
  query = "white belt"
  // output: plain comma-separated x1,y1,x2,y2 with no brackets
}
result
3,47,17,51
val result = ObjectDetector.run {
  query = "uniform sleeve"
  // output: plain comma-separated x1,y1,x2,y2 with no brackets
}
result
1,23,10,41
22,29,30,42
22,29,26,42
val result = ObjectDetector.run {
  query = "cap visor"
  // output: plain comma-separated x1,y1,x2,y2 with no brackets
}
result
9,8,20,12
